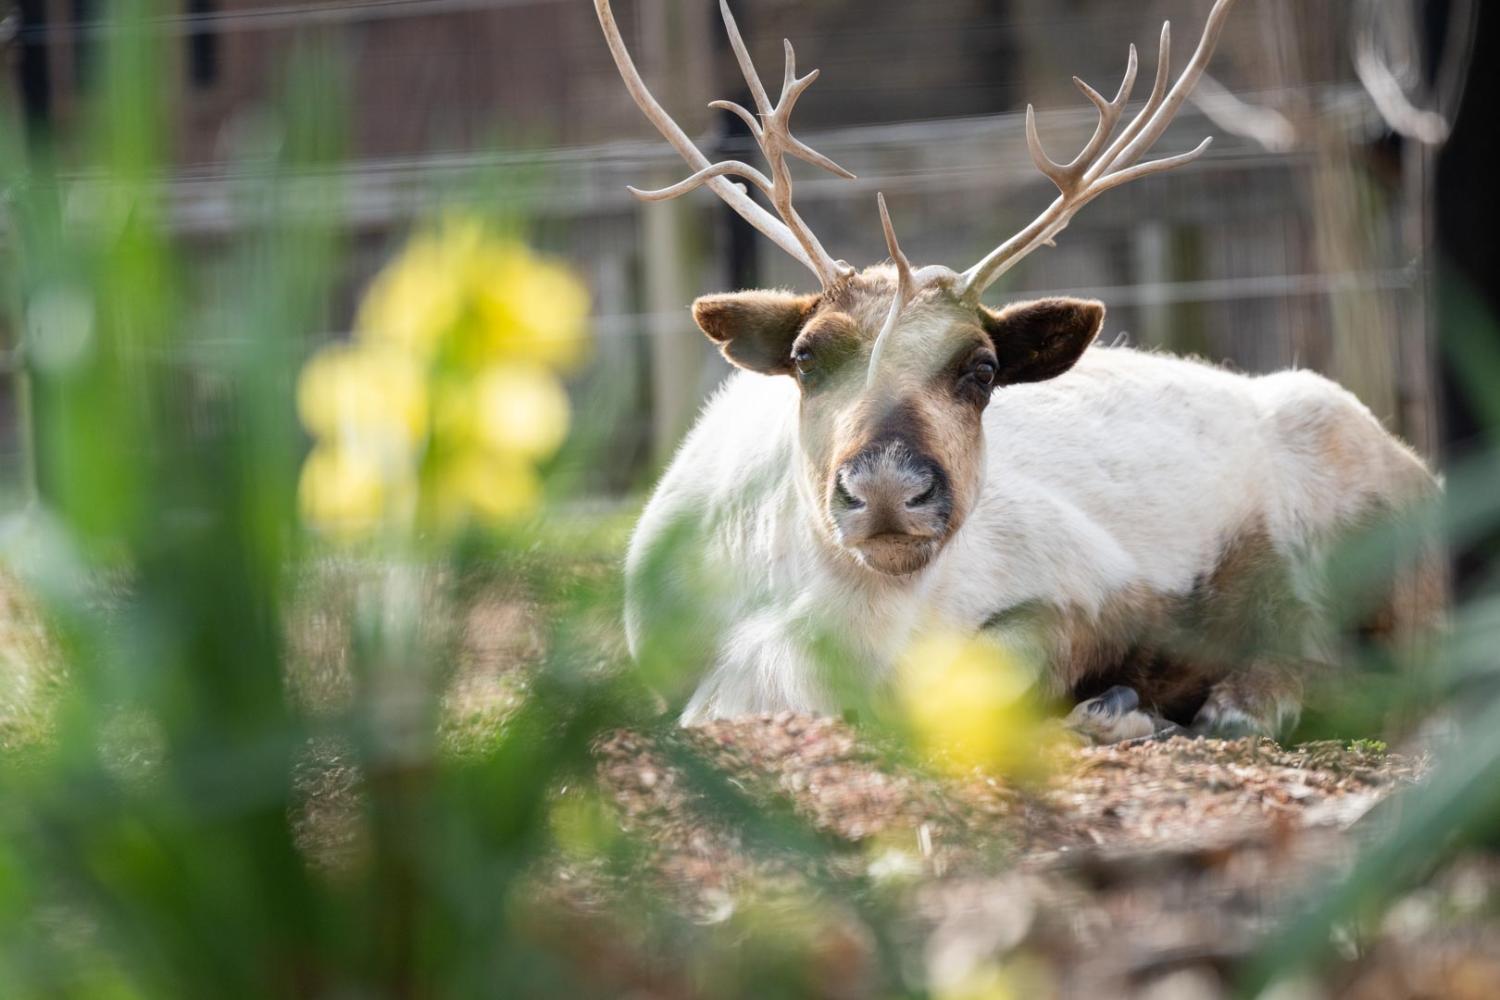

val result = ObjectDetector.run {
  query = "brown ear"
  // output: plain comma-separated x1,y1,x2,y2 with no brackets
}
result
980,297,1105,385
692,291,819,375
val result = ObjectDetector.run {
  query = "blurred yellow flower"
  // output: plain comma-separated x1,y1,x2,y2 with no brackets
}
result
429,375,480,447
897,630,1046,778
357,219,591,373
934,961,1019,1000
428,451,542,532
355,236,468,355
474,363,571,459
298,215,589,543
476,250,591,370
297,343,429,447
298,445,407,540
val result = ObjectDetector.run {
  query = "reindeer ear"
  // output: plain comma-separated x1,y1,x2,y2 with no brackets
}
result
692,291,819,375
980,297,1105,385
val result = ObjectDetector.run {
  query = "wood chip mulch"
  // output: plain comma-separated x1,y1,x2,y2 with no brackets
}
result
562,713,1500,999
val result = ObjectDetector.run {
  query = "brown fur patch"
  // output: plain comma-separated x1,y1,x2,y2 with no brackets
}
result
691,290,818,374
790,311,863,376
987,521,1317,730
1381,549,1447,643
907,384,984,531
981,298,1105,385
1193,660,1305,735
1367,458,1447,647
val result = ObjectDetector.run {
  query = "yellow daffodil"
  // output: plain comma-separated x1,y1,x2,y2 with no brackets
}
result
897,630,1046,778
475,249,591,370
427,450,542,532
429,374,481,449
355,236,468,356
297,215,589,543
934,961,1019,1000
296,343,429,448
298,445,407,540
473,363,571,459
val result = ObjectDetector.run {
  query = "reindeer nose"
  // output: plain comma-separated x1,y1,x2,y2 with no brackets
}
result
840,446,942,521
836,463,938,512
903,469,941,510
832,468,866,511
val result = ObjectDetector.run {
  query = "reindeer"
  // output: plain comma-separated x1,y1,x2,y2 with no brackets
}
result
599,0,1441,740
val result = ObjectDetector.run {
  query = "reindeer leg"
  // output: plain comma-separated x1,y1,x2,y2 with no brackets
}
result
1189,661,1304,739
1066,685,1183,745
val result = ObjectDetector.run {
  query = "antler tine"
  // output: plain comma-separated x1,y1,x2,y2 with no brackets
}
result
769,40,856,179
778,42,826,115
719,0,773,116
781,39,800,102
1023,107,1069,192
628,160,776,202
957,0,1238,304
1072,47,1140,166
1026,46,1136,196
597,0,855,289
1089,22,1173,183
1101,1,1236,176
868,193,915,385
1086,137,1213,199
708,99,763,140
594,0,817,274
784,133,857,180
878,192,916,303
715,0,856,285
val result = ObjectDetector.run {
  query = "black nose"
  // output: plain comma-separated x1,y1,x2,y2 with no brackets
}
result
837,463,940,511
831,444,950,522
905,472,940,509
833,473,865,511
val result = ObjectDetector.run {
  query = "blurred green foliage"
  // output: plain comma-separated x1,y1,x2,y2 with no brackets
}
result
0,6,906,997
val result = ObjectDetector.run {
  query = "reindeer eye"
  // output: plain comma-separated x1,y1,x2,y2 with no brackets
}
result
970,360,997,387
792,346,817,378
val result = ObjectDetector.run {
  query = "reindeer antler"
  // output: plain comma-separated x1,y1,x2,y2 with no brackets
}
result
599,0,1239,306
953,0,1239,305
595,0,855,290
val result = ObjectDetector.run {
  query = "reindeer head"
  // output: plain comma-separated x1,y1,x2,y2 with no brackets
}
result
597,0,1236,575
693,272,1102,574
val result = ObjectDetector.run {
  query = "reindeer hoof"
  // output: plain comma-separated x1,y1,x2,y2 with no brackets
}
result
1089,685,1139,716
1189,691,1280,740
1189,708,1268,740
1067,686,1159,744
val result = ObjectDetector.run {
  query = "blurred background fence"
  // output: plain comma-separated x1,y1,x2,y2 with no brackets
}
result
0,0,1483,498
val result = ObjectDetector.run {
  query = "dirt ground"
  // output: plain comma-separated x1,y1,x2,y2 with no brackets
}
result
577,716,1500,999
280,575,1500,999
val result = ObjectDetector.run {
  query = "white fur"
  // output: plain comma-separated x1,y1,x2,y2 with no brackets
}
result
625,345,1431,724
